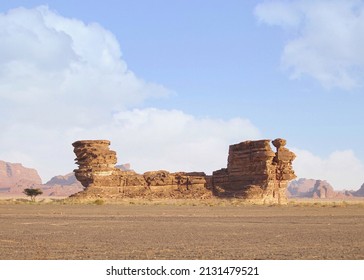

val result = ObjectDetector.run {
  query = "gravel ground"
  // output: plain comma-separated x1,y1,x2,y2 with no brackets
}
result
0,203,363,259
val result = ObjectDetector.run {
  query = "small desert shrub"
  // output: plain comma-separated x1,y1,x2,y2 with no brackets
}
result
93,199,105,205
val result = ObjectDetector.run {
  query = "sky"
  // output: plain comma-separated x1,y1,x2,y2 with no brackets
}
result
0,0,363,190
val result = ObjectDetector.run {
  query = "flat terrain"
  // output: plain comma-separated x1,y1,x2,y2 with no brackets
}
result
0,202,363,259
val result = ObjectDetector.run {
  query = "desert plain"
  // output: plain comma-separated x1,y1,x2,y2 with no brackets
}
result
0,199,363,260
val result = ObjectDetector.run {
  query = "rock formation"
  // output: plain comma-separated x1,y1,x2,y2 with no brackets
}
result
0,160,42,192
72,140,211,199
212,138,296,204
71,138,296,203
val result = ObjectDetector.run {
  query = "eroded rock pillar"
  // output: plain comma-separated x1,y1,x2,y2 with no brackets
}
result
72,140,117,188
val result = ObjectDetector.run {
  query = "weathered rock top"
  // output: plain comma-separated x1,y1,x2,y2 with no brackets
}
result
272,138,287,149
72,140,111,147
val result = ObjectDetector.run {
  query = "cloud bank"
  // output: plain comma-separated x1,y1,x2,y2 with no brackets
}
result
255,0,364,90
0,6,171,128
0,6,260,181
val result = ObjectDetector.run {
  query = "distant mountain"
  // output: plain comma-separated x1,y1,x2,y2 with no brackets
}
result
45,173,79,186
310,180,341,199
42,173,83,196
287,178,317,197
0,160,42,193
354,183,364,197
287,178,360,198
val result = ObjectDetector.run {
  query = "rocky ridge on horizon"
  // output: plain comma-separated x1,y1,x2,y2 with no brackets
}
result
287,178,364,198
0,160,42,194
42,173,83,196
354,183,364,197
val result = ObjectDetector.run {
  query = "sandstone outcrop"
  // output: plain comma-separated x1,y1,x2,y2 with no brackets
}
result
71,138,296,203
212,138,296,204
73,140,118,188
71,140,211,199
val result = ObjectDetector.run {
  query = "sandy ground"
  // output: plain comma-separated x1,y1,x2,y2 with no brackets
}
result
0,202,363,259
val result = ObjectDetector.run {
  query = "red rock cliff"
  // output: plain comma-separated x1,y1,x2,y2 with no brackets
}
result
0,160,42,189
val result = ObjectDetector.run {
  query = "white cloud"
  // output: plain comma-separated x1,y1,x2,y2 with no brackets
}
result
0,6,171,128
255,1,302,28
0,6,261,181
255,0,364,90
293,148,364,190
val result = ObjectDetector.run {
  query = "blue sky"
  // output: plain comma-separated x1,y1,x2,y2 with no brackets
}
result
0,0,363,190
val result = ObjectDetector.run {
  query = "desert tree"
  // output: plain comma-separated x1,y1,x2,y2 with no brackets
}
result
23,188,43,202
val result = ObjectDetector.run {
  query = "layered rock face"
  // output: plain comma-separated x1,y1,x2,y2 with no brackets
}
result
72,140,210,199
73,140,118,188
71,138,296,203
212,138,296,203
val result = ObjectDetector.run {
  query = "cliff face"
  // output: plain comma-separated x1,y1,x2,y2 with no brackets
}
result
0,160,42,190
71,138,296,204
212,138,296,204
